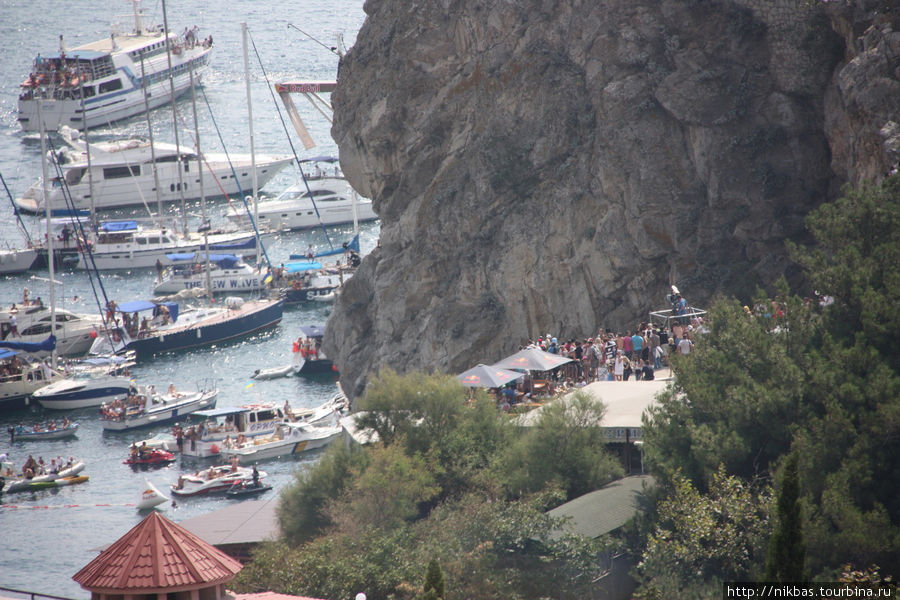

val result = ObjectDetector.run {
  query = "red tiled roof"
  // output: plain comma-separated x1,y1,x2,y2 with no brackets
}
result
73,511,243,593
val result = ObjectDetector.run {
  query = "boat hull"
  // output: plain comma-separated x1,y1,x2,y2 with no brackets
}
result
0,248,38,274
111,299,284,359
35,382,132,410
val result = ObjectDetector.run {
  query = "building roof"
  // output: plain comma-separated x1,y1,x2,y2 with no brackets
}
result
547,475,654,540
514,379,670,429
179,497,281,546
73,511,243,593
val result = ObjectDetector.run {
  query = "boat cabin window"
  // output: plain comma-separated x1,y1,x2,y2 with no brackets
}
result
21,323,52,335
255,410,276,422
80,85,96,98
155,155,179,163
103,165,140,179
98,78,123,94
89,56,116,79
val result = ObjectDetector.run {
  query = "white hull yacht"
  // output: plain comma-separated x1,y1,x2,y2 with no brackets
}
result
17,3,211,132
14,127,293,214
1,306,103,357
73,220,259,270
153,253,267,294
225,159,377,231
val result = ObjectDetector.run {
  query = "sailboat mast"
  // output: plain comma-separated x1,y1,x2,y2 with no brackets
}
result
139,50,164,224
37,98,58,370
161,0,188,235
242,23,261,264
189,63,213,304
77,66,97,227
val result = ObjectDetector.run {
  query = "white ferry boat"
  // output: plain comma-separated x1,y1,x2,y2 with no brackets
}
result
18,1,212,132
14,127,293,214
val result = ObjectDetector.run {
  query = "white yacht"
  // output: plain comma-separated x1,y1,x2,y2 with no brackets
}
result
225,158,377,231
18,2,211,132
153,253,267,294
0,306,103,357
0,350,61,411
73,220,258,270
33,357,136,410
14,127,293,214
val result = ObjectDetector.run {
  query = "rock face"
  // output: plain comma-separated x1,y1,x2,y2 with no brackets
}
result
326,0,900,399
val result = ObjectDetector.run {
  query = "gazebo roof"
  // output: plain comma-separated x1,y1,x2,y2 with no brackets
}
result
73,511,243,594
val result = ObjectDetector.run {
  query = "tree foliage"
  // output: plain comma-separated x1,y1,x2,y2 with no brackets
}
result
277,441,368,545
641,176,900,590
500,391,624,499
637,467,773,598
766,453,806,581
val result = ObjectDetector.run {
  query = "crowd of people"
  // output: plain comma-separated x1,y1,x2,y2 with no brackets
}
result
491,298,707,410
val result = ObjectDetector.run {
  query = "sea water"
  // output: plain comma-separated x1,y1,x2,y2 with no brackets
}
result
0,1,370,596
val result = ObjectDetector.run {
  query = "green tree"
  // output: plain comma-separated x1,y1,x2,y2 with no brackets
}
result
355,369,466,454
766,453,805,581
277,441,368,545
419,558,445,600
329,443,441,531
637,467,773,597
501,390,623,500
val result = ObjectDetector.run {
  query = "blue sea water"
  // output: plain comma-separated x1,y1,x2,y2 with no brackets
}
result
0,1,371,597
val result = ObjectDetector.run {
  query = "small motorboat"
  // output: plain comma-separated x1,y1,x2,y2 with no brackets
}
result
225,480,272,498
251,364,293,380
124,448,176,466
101,384,218,431
170,465,266,497
9,421,79,441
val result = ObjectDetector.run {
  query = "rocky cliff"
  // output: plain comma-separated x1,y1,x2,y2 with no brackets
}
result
326,0,900,399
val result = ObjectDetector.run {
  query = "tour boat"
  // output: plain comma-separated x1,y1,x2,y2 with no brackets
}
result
179,395,345,458
224,158,377,231
18,2,211,132
14,126,293,214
